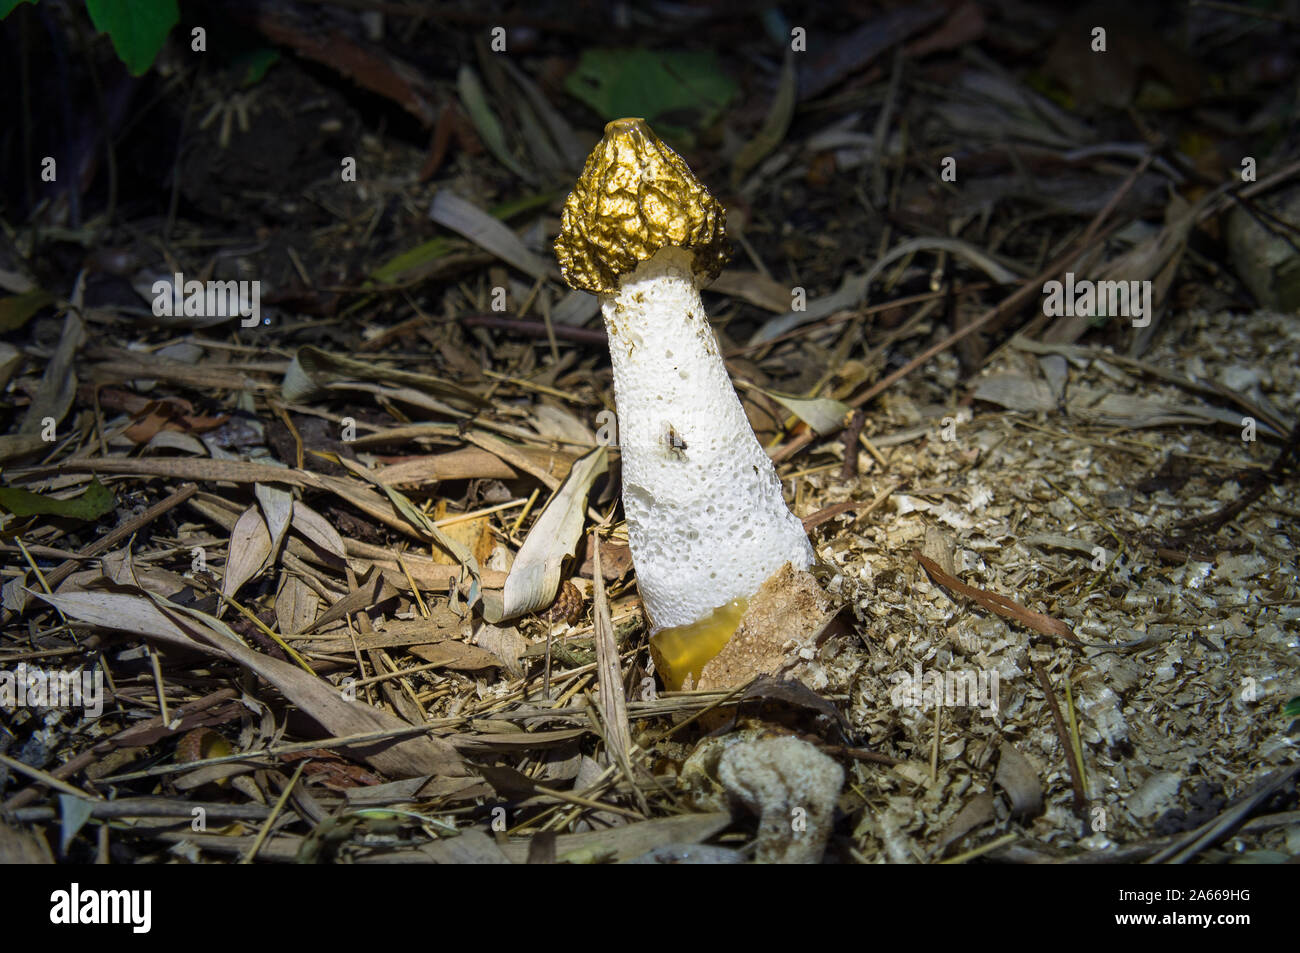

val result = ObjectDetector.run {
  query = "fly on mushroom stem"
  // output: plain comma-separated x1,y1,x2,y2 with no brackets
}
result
556,118,832,691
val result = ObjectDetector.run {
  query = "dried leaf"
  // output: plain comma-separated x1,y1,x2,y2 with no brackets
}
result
494,446,608,621
0,288,55,332
426,515,494,567
407,640,501,670
937,792,996,854
994,743,1044,819
57,794,96,854
429,189,555,281
709,270,795,313
471,622,528,677
0,341,22,387
498,812,731,864
20,311,82,434
275,574,320,636
0,821,54,863
371,829,512,864
222,504,273,602
34,589,231,658
798,4,943,101
760,389,851,435
972,373,1057,413
256,481,294,558
291,500,346,558
0,434,47,463
142,430,209,455
530,404,596,445
592,538,632,769
301,570,398,634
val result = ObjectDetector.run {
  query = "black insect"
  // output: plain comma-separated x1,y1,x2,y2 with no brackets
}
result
664,424,687,458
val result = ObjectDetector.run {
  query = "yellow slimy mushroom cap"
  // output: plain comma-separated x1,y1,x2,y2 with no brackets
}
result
555,118,729,296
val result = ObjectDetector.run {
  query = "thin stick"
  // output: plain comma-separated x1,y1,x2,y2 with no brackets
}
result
434,497,528,527
394,550,430,618
725,284,988,358
940,831,1020,864
1079,143,1158,249
240,760,306,864
0,752,103,801
531,782,644,821
1028,654,1088,817
1063,674,1089,799
148,647,170,728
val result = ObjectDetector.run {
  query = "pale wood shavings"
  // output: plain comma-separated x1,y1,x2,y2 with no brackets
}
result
795,310,1298,862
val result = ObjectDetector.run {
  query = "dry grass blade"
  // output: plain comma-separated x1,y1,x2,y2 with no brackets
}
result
282,344,488,407
732,49,797,184
19,312,83,434
456,64,537,184
429,190,555,281
1028,654,1089,817
592,537,633,771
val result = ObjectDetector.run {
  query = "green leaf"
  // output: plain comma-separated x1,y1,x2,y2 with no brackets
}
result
0,479,116,520
368,236,457,285
731,50,796,184
1284,696,1300,720
0,289,55,332
563,49,737,143
458,65,535,183
0,0,40,20
236,47,280,88
83,0,178,76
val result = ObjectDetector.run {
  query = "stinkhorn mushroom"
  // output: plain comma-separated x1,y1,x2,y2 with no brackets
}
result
555,118,815,690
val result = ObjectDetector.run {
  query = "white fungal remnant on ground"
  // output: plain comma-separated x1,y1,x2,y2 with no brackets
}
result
717,735,845,864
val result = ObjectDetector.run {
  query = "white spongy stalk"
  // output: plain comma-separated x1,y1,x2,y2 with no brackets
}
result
604,247,814,631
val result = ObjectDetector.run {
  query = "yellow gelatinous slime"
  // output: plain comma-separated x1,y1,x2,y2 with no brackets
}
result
648,597,748,691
